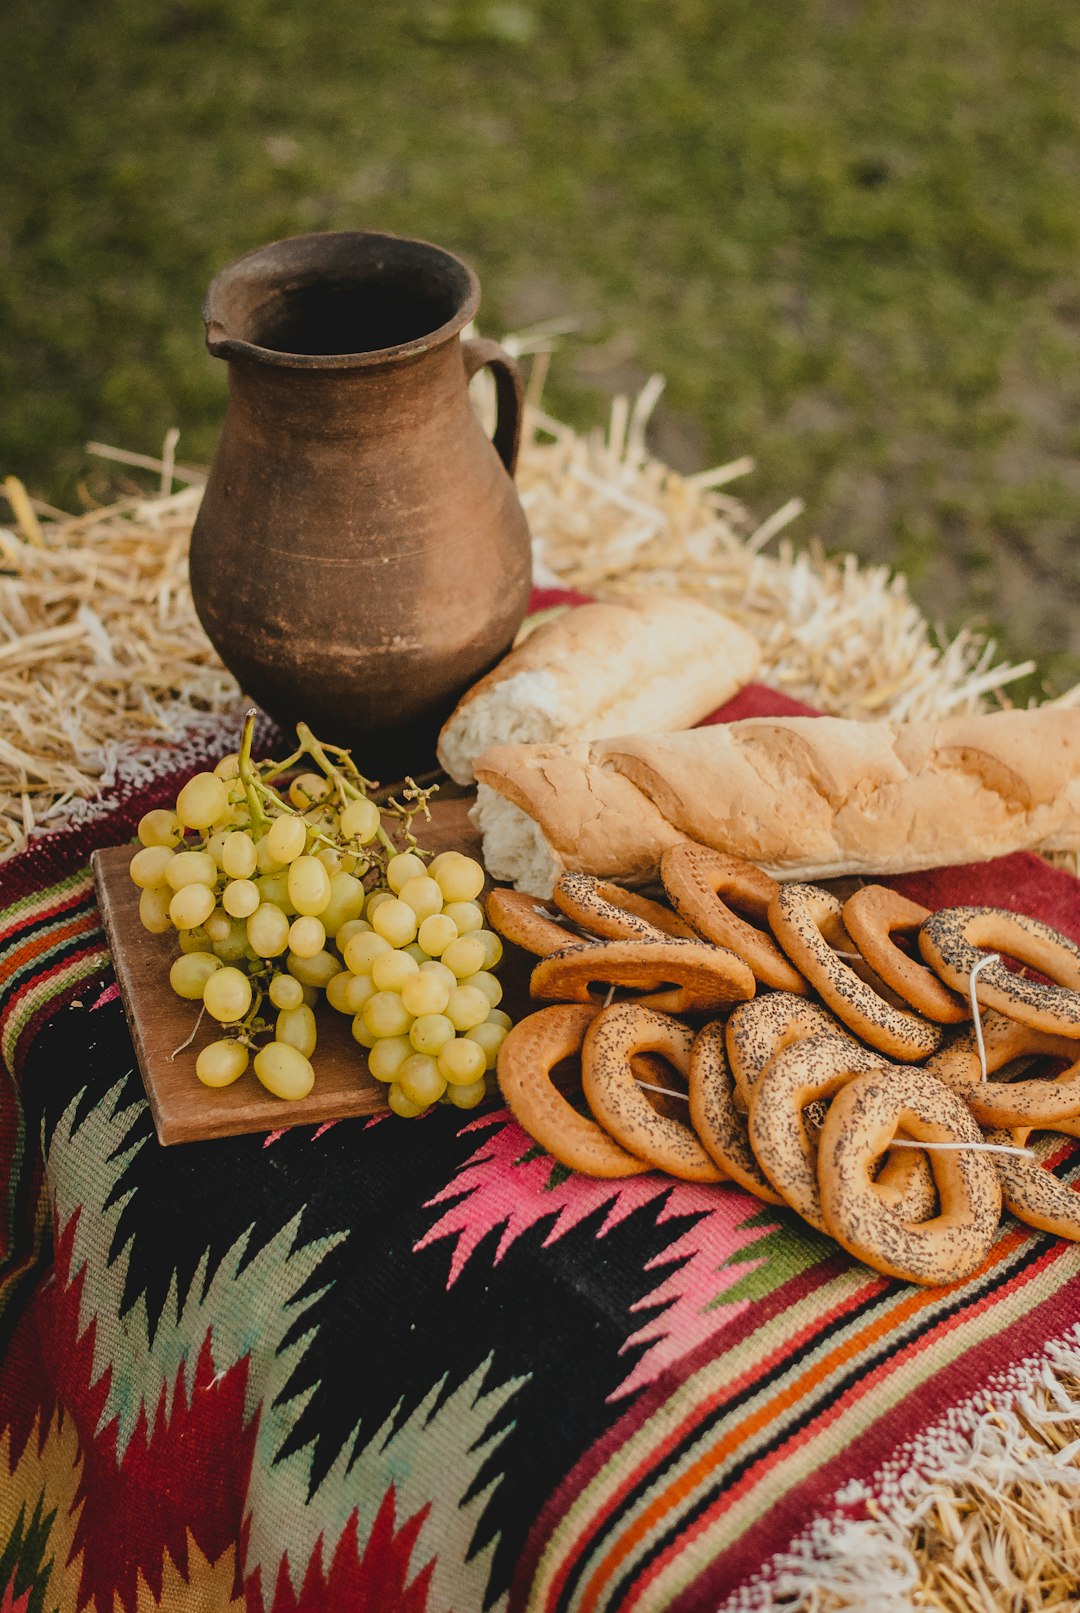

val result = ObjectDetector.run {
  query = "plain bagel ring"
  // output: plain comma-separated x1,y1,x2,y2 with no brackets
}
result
747,1034,891,1232
923,1011,1080,1127
582,1004,723,1182
531,937,756,1017
688,1021,784,1204
842,886,969,1024
496,1004,648,1178
553,872,698,942
769,884,943,1061
818,1065,1002,1286
919,906,1080,1038
660,844,808,994
486,887,591,958
725,992,857,1106
986,1125,1080,1241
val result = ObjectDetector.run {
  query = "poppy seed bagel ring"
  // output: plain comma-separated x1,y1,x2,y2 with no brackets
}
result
486,887,591,958
582,1004,724,1182
747,1034,891,1232
496,1004,649,1178
842,886,969,1024
660,844,808,994
918,907,1080,1037
923,1010,1080,1127
986,1125,1080,1241
769,884,943,1060
725,992,858,1106
818,1065,1002,1287
530,936,756,1016
553,872,698,942
688,1021,784,1203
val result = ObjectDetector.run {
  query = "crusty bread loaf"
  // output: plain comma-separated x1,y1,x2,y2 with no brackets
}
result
472,708,1080,894
436,595,760,784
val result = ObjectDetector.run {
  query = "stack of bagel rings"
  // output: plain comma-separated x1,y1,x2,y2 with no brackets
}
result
491,846,1080,1287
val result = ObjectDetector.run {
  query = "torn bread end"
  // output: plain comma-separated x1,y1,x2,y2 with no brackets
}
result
470,784,564,896
438,670,562,785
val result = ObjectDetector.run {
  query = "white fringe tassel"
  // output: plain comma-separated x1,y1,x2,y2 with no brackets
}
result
725,1326,1080,1611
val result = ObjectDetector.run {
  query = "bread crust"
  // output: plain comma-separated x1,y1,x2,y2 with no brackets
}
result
437,595,760,783
472,708,1080,893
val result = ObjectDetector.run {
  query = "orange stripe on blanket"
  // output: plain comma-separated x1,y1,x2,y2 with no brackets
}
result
575,1251,1004,1613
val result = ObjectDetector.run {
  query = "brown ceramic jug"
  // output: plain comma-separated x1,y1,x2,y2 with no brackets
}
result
189,230,532,775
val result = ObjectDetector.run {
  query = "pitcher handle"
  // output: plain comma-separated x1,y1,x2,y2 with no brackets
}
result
462,337,524,477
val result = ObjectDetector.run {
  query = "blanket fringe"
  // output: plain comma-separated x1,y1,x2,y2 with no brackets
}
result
730,1329,1080,1611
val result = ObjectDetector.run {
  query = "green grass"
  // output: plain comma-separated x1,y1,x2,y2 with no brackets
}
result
4,0,1080,691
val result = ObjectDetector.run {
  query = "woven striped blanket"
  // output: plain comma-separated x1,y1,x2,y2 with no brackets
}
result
2,694,1079,1611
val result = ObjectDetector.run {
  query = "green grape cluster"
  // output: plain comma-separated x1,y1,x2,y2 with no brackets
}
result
128,712,510,1115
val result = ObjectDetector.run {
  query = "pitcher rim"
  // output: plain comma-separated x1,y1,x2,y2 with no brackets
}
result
202,229,482,370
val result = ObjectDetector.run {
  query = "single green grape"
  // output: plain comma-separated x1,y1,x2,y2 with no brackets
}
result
221,831,258,880
196,1038,249,1088
370,949,419,993
138,885,173,934
136,808,181,848
213,752,241,780
203,907,233,943
474,929,504,970
202,966,253,1023
445,985,491,1033
363,991,413,1039
288,771,330,808
286,949,341,989
462,969,502,1008
446,1076,488,1110
397,1053,446,1107
266,813,308,864
368,1036,412,1083
288,855,331,917
409,1012,456,1056
169,883,216,931
442,935,487,980
165,850,218,892
400,970,450,1017
343,930,392,975
441,900,485,935
387,1082,425,1118
465,1020,509,1070
169,950,222,1000
268,972,305,1011
416,913,458,957
254,1042,315,1101
387,852,427,893
223,878,260,919
437,1036,487,1086
288,915,326,959
371,898,418,948
275,1004,317,1058
247,902,291,958
339,796,381,844
129,845,175,889
398,875,444,922
433,853,485,904
176,772,230,831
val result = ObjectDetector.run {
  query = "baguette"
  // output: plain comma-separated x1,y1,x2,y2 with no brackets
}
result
436,595,760,785
472,708,1080,895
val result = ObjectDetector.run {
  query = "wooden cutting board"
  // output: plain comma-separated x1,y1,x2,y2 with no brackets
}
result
92,795,533,1145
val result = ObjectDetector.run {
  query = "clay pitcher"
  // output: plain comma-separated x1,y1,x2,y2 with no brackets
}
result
189,230,532,775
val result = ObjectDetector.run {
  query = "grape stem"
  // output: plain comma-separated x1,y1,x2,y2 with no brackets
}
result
237,710,269,836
